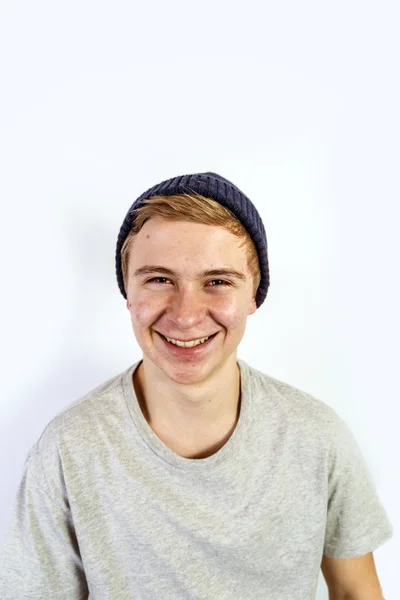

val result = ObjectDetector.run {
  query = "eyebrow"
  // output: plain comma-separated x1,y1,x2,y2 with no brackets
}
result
133,265,247,282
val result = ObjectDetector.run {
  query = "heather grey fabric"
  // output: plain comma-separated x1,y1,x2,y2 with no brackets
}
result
0,358,393,599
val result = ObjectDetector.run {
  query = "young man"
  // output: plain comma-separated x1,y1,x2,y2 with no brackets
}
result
0,172,393,599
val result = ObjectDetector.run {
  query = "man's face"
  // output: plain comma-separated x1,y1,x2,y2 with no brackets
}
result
125,218,257,385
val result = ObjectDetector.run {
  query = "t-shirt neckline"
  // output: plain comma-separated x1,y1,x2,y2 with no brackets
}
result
122,358,252,471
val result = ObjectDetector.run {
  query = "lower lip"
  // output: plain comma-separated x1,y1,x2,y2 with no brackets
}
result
155,331,218,357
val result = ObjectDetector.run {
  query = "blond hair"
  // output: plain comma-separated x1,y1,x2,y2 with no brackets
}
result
121,191,261,299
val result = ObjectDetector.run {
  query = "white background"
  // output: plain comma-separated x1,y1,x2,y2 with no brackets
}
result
0,1,398,597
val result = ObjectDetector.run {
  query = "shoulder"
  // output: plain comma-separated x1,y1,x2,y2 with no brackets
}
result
239,358,349,445
19,363,139,507
27,363,137,477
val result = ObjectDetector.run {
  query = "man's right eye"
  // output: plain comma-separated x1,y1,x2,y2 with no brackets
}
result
146,277,170,284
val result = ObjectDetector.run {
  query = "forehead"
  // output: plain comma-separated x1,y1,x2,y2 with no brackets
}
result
133,219,246,259
128,220,250,279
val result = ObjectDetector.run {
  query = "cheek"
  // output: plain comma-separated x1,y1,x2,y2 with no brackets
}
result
131,297,164,326
216,301,248,328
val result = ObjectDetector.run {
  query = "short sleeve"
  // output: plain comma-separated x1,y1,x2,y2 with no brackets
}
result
0,443,88,600
323,416,394,558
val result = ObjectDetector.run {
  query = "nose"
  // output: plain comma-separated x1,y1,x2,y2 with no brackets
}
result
168,286,208,330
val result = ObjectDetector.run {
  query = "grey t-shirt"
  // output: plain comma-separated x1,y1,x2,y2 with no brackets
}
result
0,358,393,599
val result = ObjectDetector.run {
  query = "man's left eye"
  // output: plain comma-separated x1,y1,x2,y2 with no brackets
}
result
210,280,230,286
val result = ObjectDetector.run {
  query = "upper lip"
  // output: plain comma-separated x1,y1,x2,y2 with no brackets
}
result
157,332,217,342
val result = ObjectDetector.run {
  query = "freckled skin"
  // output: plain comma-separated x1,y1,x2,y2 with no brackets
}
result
125,218,257,438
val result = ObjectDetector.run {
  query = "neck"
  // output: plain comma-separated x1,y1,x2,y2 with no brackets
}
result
133,358,241,437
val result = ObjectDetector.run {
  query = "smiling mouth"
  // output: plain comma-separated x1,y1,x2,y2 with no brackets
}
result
156,331,218,346
156,331,218,343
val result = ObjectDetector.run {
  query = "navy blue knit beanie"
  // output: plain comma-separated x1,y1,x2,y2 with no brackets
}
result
115,172,269,308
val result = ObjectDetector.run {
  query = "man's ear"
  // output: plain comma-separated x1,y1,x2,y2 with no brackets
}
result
126,300,131,310
248,297,257,316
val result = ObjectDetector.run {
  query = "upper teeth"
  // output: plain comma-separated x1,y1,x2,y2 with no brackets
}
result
165,335,211,347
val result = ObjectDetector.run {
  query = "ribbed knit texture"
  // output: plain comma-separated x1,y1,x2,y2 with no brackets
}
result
115,172,269,308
